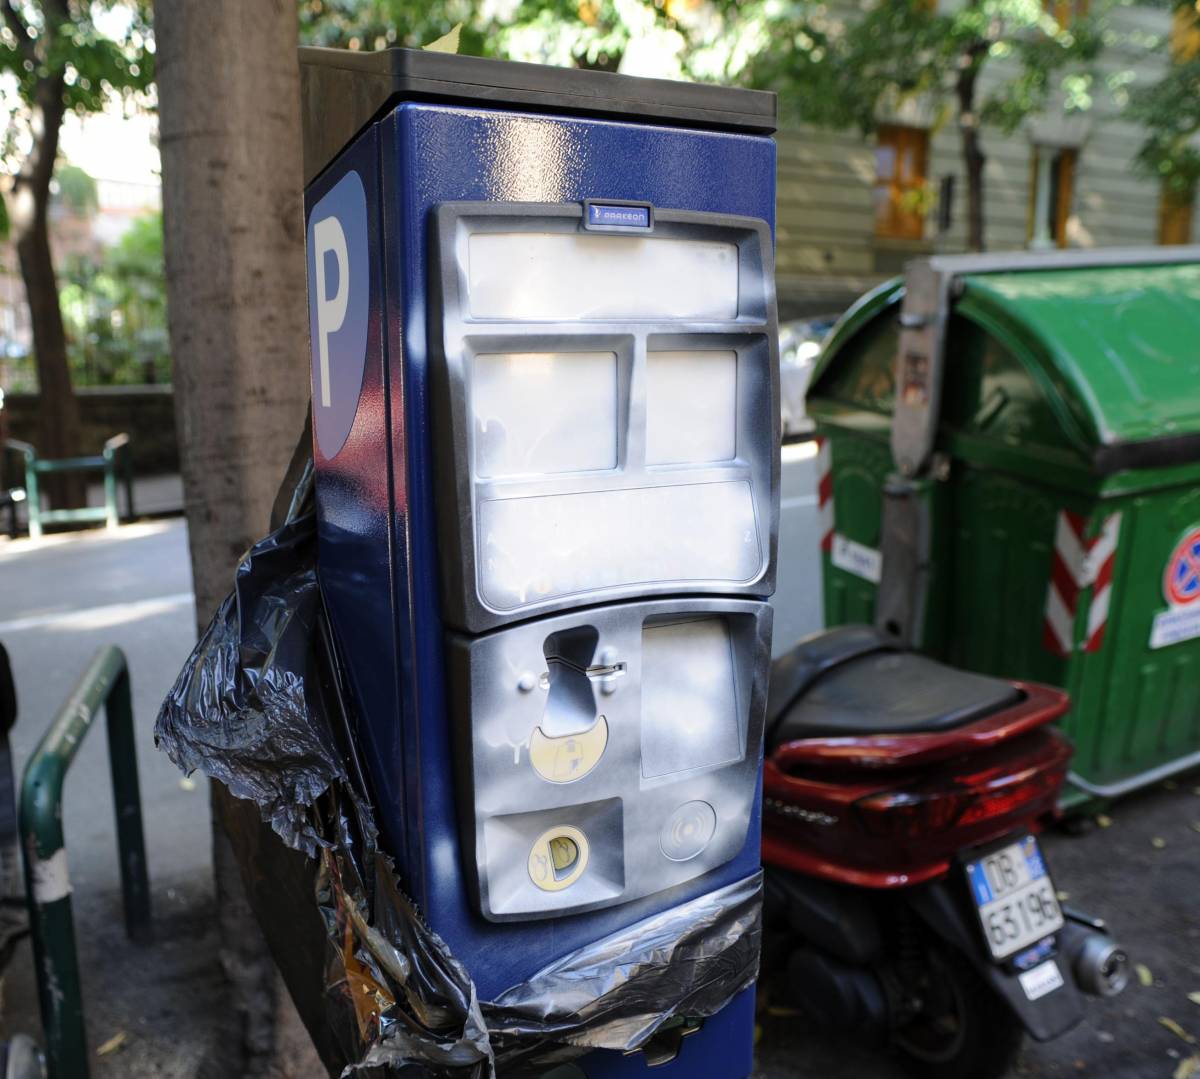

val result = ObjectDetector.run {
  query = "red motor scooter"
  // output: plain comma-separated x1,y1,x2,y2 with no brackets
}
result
761,625,1128,1079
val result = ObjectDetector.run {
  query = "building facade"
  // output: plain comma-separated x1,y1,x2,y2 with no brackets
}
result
773,3,1195,319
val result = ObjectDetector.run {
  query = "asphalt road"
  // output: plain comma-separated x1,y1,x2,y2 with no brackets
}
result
0,490,1197,1078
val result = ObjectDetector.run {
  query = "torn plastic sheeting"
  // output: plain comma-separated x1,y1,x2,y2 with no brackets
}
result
155,500,762,1076
156,512,343,856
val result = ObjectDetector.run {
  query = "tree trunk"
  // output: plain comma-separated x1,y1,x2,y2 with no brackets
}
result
9,76,85,508
155,2,318,1074
956,48,987,253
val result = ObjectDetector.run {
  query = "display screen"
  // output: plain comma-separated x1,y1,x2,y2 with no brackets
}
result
646,349,738,466
467,232,739,320
477,481,762,610
640,617,742,778
472,351,618,478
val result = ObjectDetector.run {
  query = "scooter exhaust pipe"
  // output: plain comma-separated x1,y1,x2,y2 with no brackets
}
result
1061,913,1130,998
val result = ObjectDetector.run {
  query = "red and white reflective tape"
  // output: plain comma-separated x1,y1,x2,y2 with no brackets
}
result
1043,510,1122,656
816,436,834,554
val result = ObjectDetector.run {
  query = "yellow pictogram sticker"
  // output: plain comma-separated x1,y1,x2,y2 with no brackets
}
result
529,717,608,783
528,825,589,891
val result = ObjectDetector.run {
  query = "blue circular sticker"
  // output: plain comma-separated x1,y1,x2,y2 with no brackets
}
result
306,169,369,460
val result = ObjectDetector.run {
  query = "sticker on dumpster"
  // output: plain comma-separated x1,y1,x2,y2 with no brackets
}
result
1164,528,1200,606
1151,526,1200,649
831,534,882,584
306,169,369,460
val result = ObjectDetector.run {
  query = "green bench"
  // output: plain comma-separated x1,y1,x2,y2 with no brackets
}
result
3,434,135,539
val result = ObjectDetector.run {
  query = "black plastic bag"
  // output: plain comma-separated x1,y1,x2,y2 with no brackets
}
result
156,453,761,1077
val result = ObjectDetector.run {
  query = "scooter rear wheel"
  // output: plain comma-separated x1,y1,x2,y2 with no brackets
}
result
893,948,1023,1079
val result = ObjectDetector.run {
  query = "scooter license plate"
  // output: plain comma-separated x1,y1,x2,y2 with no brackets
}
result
964,835,1064,961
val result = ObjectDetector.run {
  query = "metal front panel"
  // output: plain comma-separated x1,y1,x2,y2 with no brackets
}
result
377,101,774,999
429,202,780,634
446,597,771,921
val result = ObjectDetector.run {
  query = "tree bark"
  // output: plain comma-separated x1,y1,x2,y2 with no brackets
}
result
155,2,317,1074
9,72,86,507
956,45,988,253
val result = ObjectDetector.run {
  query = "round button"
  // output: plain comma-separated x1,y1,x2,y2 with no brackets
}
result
528,825,589,891
660,801,717,862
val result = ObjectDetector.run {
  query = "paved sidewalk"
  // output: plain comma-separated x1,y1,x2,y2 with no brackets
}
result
753,777,1200,1079
0,518,217,1074
1,492,1197,1079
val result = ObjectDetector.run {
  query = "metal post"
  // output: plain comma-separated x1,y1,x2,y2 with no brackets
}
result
18,446,40,540
102,458,118,530
103,665,151,936
123,452,136,522
18,646,152,1079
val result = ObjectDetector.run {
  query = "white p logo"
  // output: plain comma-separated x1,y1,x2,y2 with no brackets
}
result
307,169,367,460
313,215,349,409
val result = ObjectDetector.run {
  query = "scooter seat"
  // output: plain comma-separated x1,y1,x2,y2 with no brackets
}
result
766,626,1022,747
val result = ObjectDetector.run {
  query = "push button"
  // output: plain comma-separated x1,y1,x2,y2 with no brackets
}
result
660,801,717,862
529,717,608,783
528,825,589,891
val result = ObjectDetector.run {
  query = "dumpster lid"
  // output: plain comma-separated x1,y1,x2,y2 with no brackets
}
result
960,260,1200,455
299,46,778,184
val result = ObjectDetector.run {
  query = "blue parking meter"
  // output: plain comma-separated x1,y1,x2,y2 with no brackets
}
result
301,47,779,1077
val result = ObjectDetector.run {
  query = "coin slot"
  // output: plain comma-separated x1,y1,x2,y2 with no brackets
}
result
530,716,609,783
528,825,590,892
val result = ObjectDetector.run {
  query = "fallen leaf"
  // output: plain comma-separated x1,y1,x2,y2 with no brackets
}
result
1138,964,1155,987
1160,1017,1197,1044
422,24,461,53
96,1032,126,1057
766,1006,802,1018
1175,1056,1200,1079
1189,992,1200,1007
1153,837,1168,849
1097,814,1113,828
1057,890,1071,902
1191,822,1200,835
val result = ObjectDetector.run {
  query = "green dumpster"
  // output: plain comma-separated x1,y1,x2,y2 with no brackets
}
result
806,249,1200,808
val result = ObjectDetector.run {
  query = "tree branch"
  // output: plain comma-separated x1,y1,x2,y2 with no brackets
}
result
1,0,35,64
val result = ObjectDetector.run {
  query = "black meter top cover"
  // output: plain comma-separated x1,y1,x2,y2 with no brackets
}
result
299,46,779,185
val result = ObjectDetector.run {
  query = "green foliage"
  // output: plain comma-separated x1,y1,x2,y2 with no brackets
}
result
1128,0,1200,193
0,0,154,168
53,163,98,214
298,0,681,72
298,0,487,56
1129,55,1200,191
59,212,170,386
709,0,1109,137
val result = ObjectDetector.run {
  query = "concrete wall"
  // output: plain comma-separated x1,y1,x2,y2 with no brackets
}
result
3,385,178,475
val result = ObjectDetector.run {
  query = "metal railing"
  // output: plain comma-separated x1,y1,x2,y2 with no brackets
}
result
18,646,151,1079
4,435,136,539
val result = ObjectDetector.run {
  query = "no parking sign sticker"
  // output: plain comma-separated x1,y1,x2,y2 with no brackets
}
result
1150,526,1200,649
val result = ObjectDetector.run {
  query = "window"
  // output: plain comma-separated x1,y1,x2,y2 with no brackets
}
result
1159,185,1196,245
1043,0,1089,28
1171,3,1200,63
873,125,929,241
1028,146,1076,249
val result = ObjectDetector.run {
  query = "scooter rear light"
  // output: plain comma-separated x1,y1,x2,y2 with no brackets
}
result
853,736,1071,840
